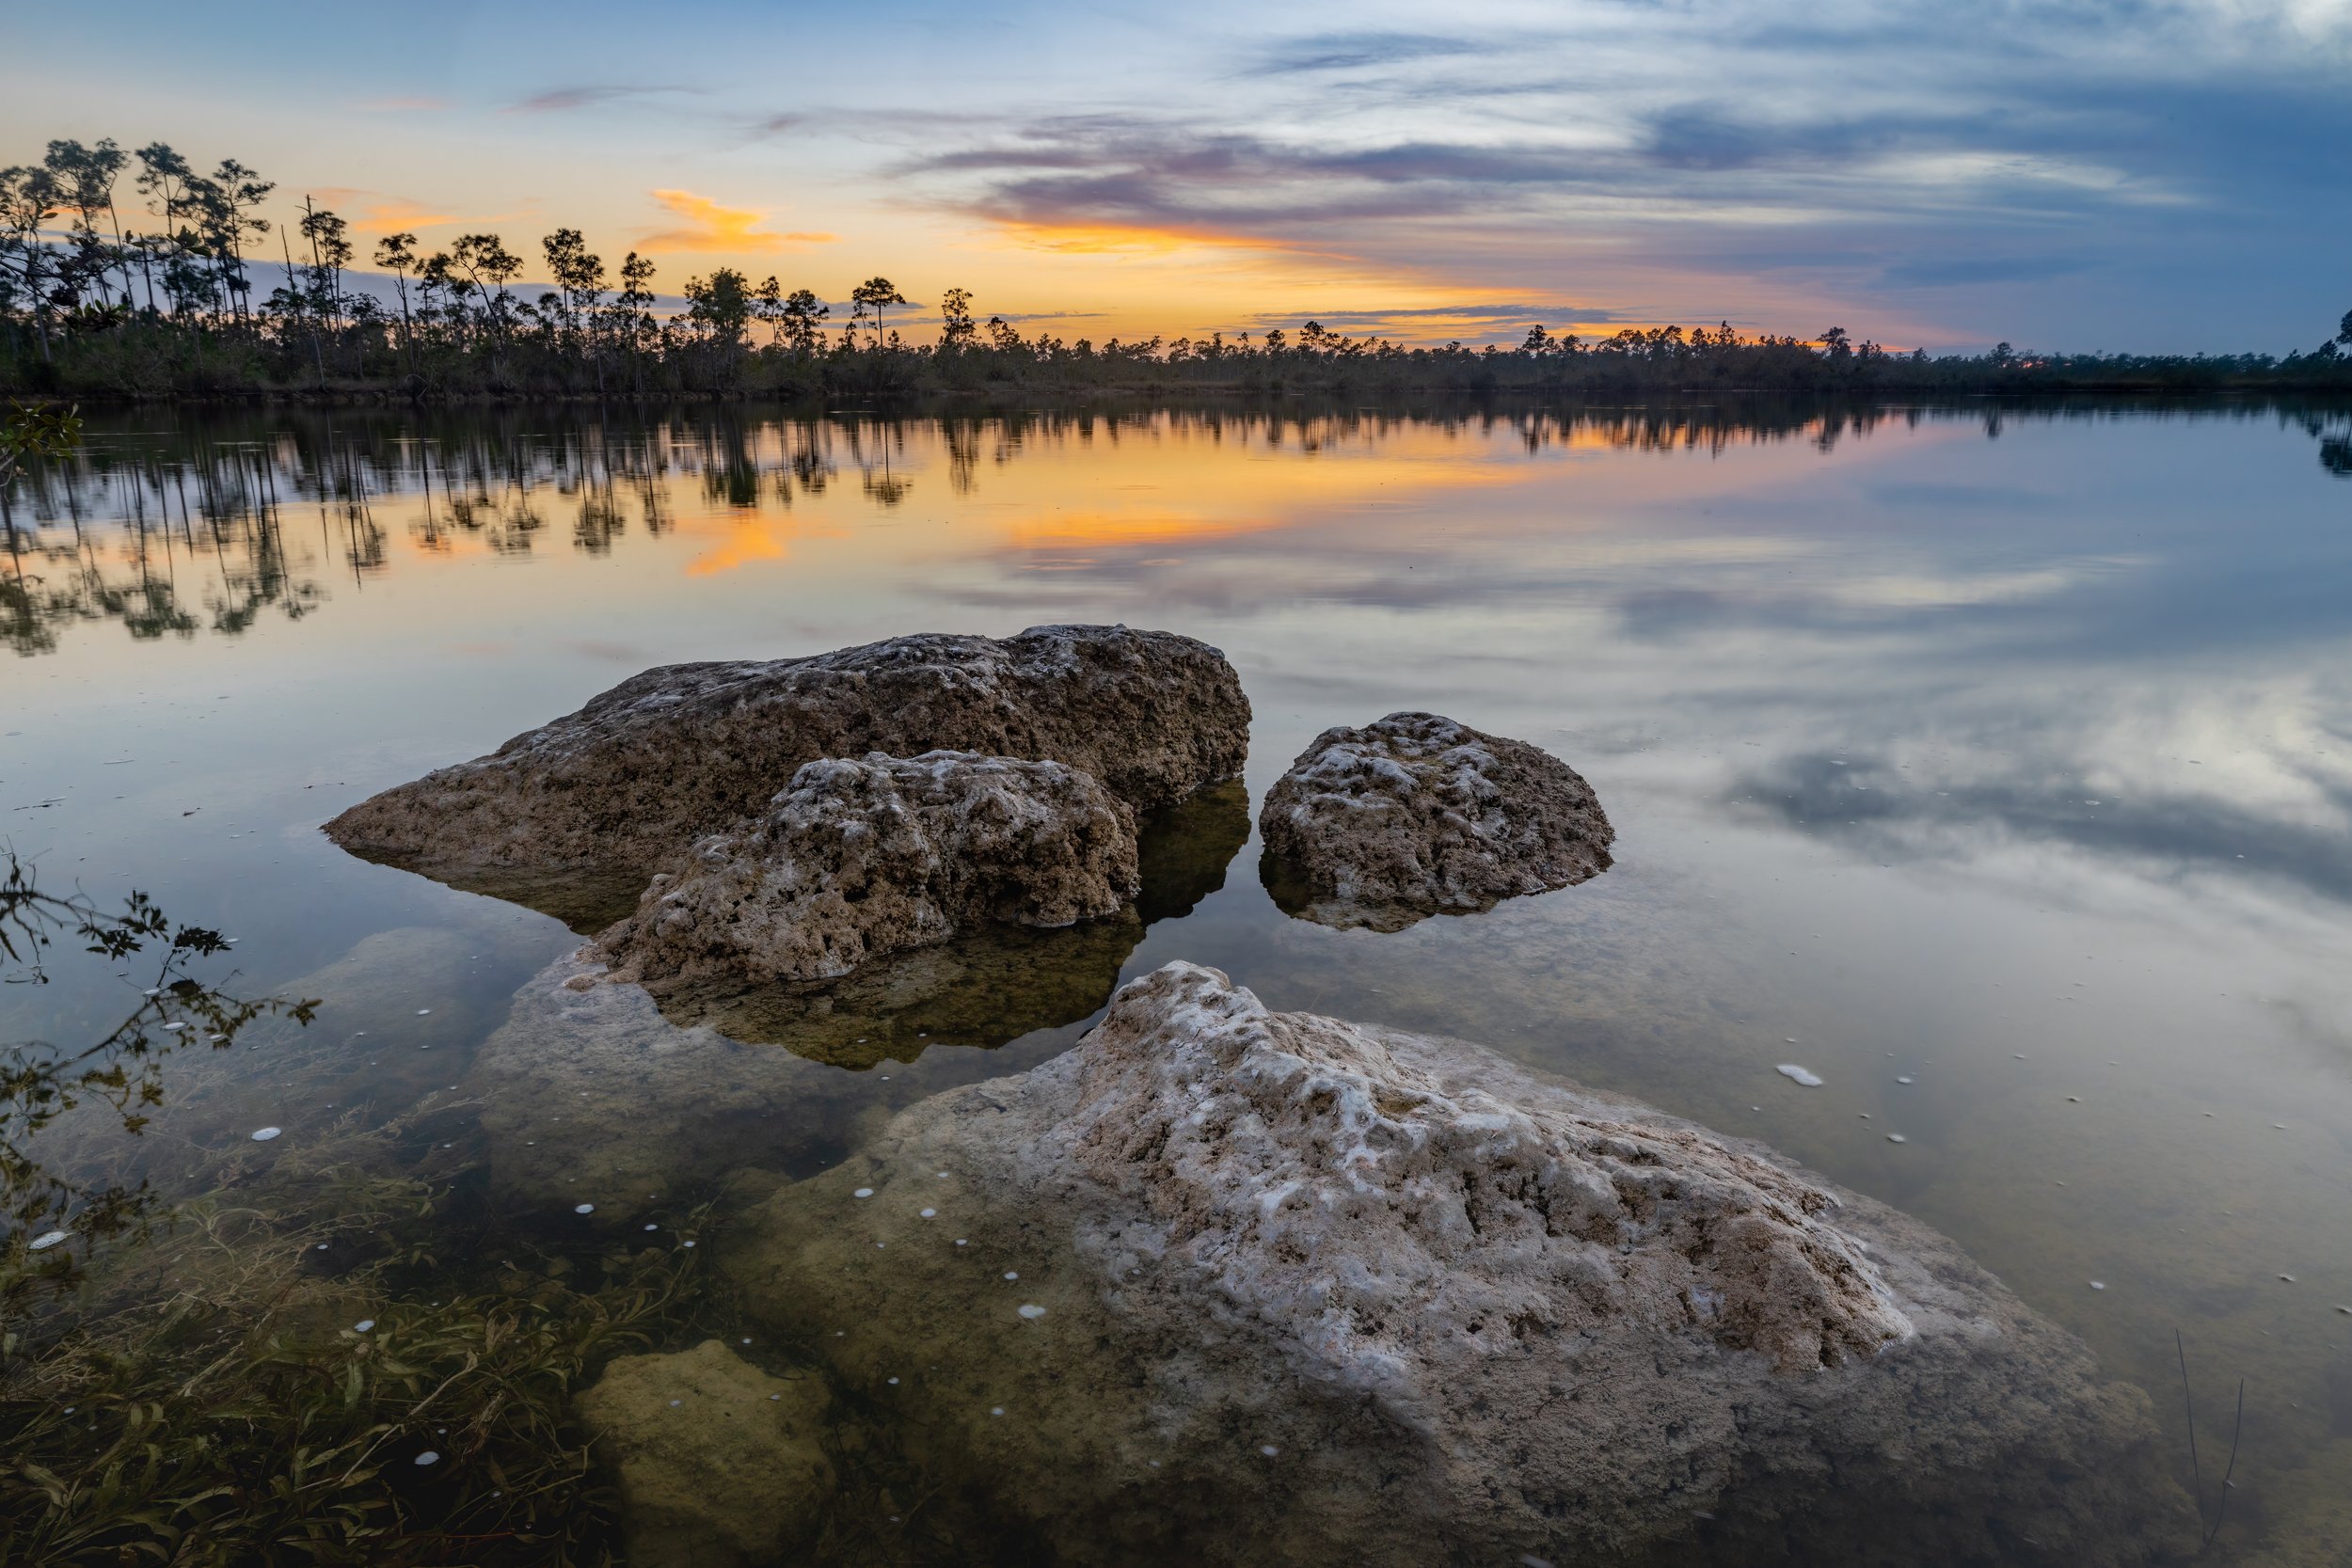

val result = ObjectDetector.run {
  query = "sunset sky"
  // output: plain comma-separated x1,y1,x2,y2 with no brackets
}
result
11,0,2351,352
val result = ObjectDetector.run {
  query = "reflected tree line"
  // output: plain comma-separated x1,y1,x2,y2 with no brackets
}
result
8,396,2348,655
8,136,2352,403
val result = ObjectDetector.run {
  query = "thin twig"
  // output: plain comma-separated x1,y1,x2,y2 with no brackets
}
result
2177,1330,2204,1532
2204,1378,2246,1550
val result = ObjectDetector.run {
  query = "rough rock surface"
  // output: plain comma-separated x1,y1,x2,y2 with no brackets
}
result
722,961,2190,1568
325,625,1249,880
575,1338,833,1568
1258,710,1613,930
596,751,1140,985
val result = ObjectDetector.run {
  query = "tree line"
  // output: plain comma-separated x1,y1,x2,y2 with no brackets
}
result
7,135,2352,402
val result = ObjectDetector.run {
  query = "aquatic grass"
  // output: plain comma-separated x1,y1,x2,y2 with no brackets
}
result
0,1167,710,1566
2174,1329,2249,1555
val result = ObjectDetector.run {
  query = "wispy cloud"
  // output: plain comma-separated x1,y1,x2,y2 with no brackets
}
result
1248,32,1487,75
637,190,835,253
509,84,694,114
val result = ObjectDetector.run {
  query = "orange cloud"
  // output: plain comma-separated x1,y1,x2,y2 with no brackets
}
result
639,190,835,254
302,189,462,235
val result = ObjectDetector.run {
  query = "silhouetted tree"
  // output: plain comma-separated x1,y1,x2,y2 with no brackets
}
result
374,230,418,368
940,286,976,348
850,276,907,348
0,166,64,358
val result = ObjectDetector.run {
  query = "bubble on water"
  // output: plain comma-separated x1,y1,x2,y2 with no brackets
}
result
2089,1281,2106,1291
416,1008,431,1016
354,1320,375,1332
956,1239,968,1246
1886,1134,1907,1144
163,1022,185,1032
250,1127,282,1141
1018,1304,1046,1320
644,1224,658,1232
1774,1065,1822,1087
574,1204,595,1214
414,1451,440,1466
2280,1275,2296,1283
887,1376,899,1385
1004,1271,1019,1281
1895,1076,1914,1085
29,1230,70,1251
853,1187,875,1198
920,1208,937,1218
1260,1444,1279,1457
669,1399,682,1407
770,1393,783,1400
682,1240,696,1248
990,1406,1005,1417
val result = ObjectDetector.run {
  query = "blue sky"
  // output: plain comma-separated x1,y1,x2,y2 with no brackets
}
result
9,0,2349,349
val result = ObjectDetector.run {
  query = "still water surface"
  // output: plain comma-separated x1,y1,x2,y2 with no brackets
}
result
6,401,2352,1563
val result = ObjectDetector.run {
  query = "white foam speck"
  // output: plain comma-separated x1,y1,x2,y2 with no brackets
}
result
1259,1444,1279,1457
29,1230,70,1251
1004,1271,1018,1281
414,1450,440,1466
417,1008,431,1016
920,1208,937,1218
355,1320,375,1332
575,1204,595,1214
1774,1065,1823,1087
1018,1304,1046,1320
853,1187,875,1199
2089,1281,2106,1291
250,1126,282,1141
990,1406,1005,1417
1887,1134,1907,1144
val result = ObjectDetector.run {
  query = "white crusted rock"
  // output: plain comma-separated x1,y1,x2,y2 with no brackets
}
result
1259,711,1612,930
596,751,1139,984
722,961,2190,1567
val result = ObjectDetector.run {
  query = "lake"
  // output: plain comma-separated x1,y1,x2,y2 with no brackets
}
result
5,398,2351,1565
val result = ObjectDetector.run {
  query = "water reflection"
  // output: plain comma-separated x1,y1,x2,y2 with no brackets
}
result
9,397,2344,657
2,853,316,1308
8,395,2352,1564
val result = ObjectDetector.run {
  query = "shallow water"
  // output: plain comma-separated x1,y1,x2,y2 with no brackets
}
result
6,399,2352,1564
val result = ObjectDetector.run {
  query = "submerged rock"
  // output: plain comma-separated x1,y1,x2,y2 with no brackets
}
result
722,961,2189,1568
1259,711,1613,931
575,1338,833,1568
596,751,1140,985
324,625,1250,888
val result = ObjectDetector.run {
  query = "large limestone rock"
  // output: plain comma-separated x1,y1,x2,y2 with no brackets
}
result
596,751,1140,986
575,1338,834,1568
1259,710,1613,931
722,961,2190,1568
325,625,1250,884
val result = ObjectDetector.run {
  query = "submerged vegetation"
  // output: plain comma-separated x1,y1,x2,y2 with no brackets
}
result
7,137,2352,403
0,855,710,1564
